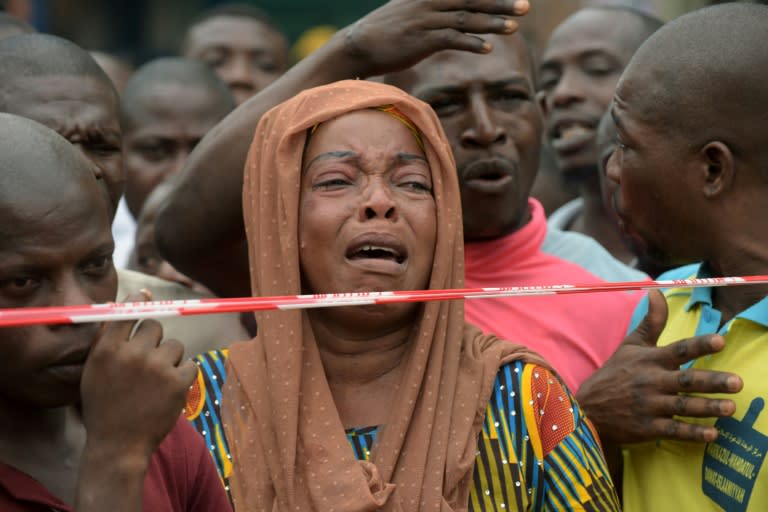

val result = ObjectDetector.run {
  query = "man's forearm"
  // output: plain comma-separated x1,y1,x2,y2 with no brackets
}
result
155,33,366,282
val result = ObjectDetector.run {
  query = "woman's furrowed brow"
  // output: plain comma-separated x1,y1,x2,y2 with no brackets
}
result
304,151,357,169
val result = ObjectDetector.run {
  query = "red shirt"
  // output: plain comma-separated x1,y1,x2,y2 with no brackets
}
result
464,199,643,391
0,417,232,511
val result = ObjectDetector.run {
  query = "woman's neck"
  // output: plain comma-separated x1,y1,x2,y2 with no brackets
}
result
309,308,414,428
311,309,413,385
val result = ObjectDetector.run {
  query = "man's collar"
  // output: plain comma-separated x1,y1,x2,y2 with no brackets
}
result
684,262,768,327
684,262,714,312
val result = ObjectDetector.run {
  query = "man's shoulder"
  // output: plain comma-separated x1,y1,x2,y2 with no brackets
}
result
116,270,247,356
156,416,206,451
542,227,649,282
148,417,232,510
0,462,71,511
547,198,583,230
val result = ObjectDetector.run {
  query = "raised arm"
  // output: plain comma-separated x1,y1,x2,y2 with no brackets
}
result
156,0,531,297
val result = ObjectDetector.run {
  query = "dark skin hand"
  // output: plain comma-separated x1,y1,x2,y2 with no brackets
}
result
576,290,744,446
75,291,198,512
156,0,531,298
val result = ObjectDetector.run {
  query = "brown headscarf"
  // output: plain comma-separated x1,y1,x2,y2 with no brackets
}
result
222,80,545,511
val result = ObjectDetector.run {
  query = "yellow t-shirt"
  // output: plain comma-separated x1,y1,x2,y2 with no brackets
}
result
623,264,768,512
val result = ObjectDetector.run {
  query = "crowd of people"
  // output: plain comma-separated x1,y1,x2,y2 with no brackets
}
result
0,1,766,510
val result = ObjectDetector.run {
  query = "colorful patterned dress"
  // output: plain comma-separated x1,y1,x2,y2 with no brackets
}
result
185,350,620,511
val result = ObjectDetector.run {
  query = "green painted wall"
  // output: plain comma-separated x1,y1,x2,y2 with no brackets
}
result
245,0,385,41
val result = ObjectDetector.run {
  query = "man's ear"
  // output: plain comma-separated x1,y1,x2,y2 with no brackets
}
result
699,141,735,198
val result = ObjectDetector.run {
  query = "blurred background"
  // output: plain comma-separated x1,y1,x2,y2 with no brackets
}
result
1,0,759,64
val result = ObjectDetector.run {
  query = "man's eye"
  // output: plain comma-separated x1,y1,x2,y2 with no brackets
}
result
538,73,560,91
582,57,619,78
138,144,170,162
10,277,37,289
87,143,119,156
82,255,112,276
585,66,615,77
428,97,463,117
254,58,278,72
0,276,41,297
202,53,227,68
493,90,530,107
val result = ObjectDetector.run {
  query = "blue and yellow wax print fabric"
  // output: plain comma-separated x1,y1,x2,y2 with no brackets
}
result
186,351,618,511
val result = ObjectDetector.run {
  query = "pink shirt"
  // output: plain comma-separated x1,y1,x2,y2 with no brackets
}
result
464,199,643,390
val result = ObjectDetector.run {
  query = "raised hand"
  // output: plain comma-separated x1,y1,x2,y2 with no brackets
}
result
339,0,531,77
576,290,743,444
79,290,197,456
76,290,198,512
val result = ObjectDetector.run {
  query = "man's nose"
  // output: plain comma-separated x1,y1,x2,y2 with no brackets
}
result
460,96,507,148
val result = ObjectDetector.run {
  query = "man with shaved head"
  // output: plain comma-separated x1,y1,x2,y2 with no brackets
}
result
0,33,248,351
0,113,230,511
0,34,123,215
91,50,133,93
538,6,662,268
593,110,672,278
181,3,290,105
574,4,768,509
121,57,235,221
